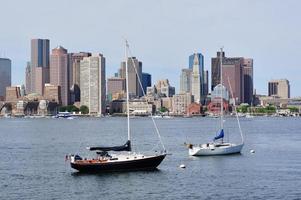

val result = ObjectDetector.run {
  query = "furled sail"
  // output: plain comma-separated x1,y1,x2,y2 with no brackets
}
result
88,140,131,152
214,129,224,141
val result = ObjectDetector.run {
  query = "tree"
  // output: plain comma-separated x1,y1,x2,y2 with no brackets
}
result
80,105,89,114
159,107,168,113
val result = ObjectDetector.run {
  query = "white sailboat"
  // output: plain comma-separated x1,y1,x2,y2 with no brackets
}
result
188,48,244,156
69,41,166,172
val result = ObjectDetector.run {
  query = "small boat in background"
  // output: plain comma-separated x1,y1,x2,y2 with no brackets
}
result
54,112,72,119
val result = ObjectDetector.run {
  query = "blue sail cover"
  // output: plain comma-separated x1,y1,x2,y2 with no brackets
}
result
214,129,224,141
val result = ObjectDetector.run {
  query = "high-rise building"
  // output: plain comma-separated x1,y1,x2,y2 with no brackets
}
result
211,51,250,104
80,54,106,115
243,58,253,104
50,46,69,106
107,77,126,98
31,39,50,95
69,52,91,103
222,57,244,104
25,62,31,94
0,58,11,100
120,57,142,98
142,73,151,95
211,51,225,91
268,79,290,99
189,53,205,100
204,70,209,96
180,68,192,93
191,54,202,103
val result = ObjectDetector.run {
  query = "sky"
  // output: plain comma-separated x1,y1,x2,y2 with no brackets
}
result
0,0,300,96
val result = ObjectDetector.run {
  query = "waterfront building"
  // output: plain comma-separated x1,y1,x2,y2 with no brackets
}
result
69,52,91,103
25,62,31,94
50,46,69,106
120,57,142,97
107,77,126,100
268,79,290,99
80,54,106,115
187,102,202,116
172,93,193,115
31,39,50,95
0,58,11,100
142,73,151,95
161,97,173,112
180,68,192,93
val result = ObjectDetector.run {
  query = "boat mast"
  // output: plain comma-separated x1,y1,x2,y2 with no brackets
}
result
125,41,131,144
220,47,224,131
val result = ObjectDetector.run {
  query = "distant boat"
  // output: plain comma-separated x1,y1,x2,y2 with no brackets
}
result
55,112,72,119
69,41,166,173
187,48,244,156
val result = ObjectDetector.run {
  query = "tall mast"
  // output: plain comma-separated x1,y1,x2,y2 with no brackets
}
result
125,41,131,144
220,47,224,130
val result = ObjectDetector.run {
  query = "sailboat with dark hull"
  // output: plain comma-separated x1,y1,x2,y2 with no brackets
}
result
69,41,166,173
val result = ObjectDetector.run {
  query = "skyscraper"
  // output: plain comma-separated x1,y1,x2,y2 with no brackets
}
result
80,54,106,115
243,58,253,104
31,39,50,95
142,73,151,95
0,58,11,100
120,57,142,98
191,54,201,103
50,46,69,106
180,68,192,93
203,70,209,96
69,52,91,103
268,79,290,99
211,51,251,104
25,62,31,94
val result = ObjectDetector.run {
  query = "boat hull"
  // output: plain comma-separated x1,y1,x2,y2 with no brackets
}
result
189,143,244,156
70,154,166,173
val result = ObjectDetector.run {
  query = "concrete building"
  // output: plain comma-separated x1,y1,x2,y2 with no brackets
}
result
155,79,175,97
268,79,290,99
191,54,202,103
243,59,254,104
44,84,61,103
204,70,209,96
69,52,91,103
107,77,126,100
5,86,20,102
211,84,230,101
120,57,142,98
25,62,31,94
31,39,50,95
80,54,106,115
50,46,69,106
211,51,254,104
180,68,192,93
142,73,151,95
0,58,11,100
172,93,193,115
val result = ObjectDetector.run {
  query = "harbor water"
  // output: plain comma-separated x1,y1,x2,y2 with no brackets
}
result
1,117,301,199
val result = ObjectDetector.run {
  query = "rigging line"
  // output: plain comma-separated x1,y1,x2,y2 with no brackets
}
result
227,76,244,144
127,45,166,152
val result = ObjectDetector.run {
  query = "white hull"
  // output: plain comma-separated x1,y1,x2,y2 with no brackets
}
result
189,143,244,156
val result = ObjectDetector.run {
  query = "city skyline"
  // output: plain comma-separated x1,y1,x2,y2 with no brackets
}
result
1,0,301,96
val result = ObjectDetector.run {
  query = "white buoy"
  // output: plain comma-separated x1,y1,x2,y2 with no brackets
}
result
179,164,186,168
250,149,255,154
